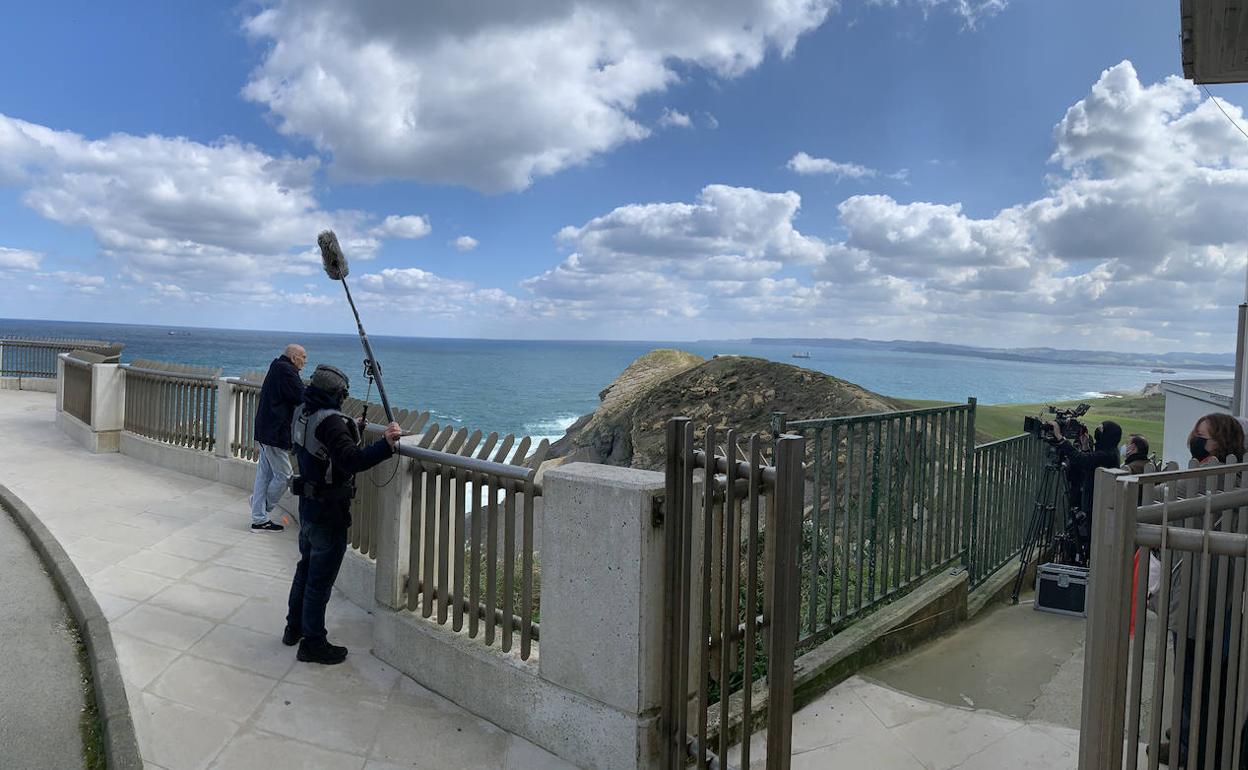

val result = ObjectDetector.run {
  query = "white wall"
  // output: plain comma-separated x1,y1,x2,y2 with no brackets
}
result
1162,384,1231,467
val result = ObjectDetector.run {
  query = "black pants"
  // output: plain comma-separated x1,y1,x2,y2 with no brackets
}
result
285,517,348,642
1179,636,1248,768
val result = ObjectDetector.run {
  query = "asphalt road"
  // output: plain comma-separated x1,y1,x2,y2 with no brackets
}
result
0,506,86,769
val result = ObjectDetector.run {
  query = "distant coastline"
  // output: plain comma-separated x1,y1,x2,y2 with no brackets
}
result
744,337,1235,372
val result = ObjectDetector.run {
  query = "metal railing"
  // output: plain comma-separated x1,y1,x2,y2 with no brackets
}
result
121,359,222,451
1080,457,1248,770
383,416,550,661
227,375,264,461
660,420,803,770
341,399,430,558
969,434,1047,587
1,337,121,377
778,400,977,646
62,354,96,424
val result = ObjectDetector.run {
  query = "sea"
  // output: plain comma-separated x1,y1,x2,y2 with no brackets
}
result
1,318,1231,444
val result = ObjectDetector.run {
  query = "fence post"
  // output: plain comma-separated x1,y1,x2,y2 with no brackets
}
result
962,397,977,578
766,433,804,770
373,455,414,610
540,462,668,770
1077,467,1131,770
215,378,234,459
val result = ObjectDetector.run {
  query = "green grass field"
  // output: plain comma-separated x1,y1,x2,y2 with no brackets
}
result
902,394,1166,456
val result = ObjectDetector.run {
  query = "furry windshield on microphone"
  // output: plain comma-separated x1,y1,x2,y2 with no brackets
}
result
317,230,349,281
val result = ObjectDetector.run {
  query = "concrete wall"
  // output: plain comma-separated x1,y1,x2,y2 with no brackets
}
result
0,376,57,393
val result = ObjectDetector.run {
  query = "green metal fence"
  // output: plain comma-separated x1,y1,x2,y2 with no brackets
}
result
968,434,1046,588
776,399,1051,645
778,400,977,646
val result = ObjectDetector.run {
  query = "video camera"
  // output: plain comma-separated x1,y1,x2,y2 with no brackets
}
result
1023,403,1092,446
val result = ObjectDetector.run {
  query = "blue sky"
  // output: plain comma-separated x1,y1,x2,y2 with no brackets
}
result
1,0,1245,351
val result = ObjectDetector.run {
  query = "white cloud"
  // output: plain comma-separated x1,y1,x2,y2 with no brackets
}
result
511,61,1248,349
787,152,877,179
242,0,836,192
373,214,431,239
452,236,479,252
658,109,693,129
866,0,1010,28
0,114,406,307
0,246,42,271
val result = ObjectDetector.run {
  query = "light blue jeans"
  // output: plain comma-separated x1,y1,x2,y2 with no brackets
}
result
250,443,292,525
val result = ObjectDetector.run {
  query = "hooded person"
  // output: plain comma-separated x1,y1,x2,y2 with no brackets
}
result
284,364,401,665
1052,419,1123,552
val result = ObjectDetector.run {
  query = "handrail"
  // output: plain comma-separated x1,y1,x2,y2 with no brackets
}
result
975,432,1029,451
1136,487,1248,524
787,401,973,428
119,363,221,382
363,420,540,487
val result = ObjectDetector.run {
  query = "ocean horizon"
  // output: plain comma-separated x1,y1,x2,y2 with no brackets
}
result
1,317,1229,444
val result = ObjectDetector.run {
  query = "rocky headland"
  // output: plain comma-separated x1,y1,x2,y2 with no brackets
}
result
549,349,905,471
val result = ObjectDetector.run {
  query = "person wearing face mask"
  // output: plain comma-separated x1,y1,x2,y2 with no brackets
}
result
1051,419,1123,516
1187,412,1245,465
1121,434,1151,475
1159,413,1248,769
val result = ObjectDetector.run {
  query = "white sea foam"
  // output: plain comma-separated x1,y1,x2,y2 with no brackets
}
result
1080,391,1122,399
525,413,581,444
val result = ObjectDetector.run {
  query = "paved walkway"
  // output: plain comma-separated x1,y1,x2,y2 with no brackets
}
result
0,390,573,770
0,499,87,769
731,598,1101,769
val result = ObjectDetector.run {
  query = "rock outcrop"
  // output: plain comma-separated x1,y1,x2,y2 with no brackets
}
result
550,350,905,471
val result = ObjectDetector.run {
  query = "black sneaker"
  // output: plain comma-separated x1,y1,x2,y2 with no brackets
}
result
282,625,301,646
251,520,284,532
297,638,348,665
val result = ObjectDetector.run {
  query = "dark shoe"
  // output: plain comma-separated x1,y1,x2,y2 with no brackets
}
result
282,625,301,646
297,638,348,665
251,520,284,532
1152,740,1171,766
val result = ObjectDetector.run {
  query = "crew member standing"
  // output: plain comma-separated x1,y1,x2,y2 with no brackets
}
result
285,364,400,664
249,344,307,532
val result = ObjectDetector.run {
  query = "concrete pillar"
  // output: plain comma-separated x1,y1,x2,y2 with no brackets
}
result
91,364,125,432
55,353,66,412
374,455,414,610
538,463,666,770
215,379,234,459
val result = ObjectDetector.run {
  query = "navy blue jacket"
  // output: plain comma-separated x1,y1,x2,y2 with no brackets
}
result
296,387,395,528
254,355,305,449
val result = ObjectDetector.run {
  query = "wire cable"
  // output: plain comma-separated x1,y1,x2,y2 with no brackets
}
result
1202,84,1248,143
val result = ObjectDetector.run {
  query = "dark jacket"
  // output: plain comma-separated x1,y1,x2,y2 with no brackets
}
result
295,386,395,529
254,355,305,449
1057,422,1122,513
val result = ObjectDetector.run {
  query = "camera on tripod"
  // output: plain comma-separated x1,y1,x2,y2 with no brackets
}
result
1022,403,1092,446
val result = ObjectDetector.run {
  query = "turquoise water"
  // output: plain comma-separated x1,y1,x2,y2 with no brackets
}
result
0,318,1228,442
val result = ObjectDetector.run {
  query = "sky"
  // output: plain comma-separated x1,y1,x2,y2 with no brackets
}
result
0,0,1246,353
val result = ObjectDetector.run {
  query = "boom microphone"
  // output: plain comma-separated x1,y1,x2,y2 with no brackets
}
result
316,229,395,424
317,230,349,280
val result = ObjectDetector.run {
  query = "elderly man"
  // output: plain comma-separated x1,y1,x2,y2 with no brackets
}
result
249,343,307,532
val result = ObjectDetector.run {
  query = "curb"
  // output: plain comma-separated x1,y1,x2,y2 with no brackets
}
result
0,483,143,769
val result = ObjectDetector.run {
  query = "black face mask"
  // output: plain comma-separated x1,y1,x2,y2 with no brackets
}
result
1190,436,1211,462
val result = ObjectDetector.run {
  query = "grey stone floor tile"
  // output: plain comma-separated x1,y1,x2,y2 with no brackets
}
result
189,623,297,680
149,655,278,718
208,729,365,770
131,692,241,770
114,604,216,651
253,681,386,755
149,582,250,621
113,633,181,690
